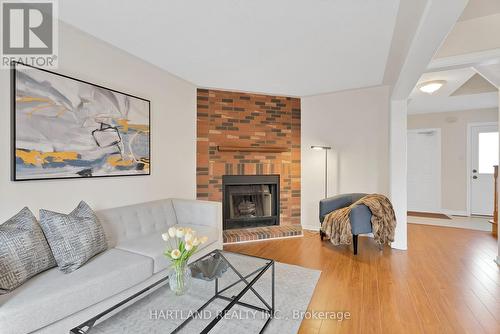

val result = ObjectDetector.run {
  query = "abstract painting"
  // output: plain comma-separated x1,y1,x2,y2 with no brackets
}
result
12,62,151,181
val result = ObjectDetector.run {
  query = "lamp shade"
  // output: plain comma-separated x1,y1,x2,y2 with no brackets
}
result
311,145,331,150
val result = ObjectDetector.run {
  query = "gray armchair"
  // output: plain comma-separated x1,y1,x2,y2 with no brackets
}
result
319,193,372,255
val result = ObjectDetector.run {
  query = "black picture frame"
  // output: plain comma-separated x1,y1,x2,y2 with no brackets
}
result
11,61,151,181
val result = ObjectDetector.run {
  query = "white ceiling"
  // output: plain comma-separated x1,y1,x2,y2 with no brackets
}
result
408,65,499,114
58,0,400,97
458,0,500,21
475,63,500,87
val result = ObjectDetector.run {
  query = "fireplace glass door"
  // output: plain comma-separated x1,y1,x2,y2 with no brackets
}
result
222,175,279,230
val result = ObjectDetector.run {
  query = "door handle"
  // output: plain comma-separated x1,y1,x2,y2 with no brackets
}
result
472,169,477,173
472,175,478,179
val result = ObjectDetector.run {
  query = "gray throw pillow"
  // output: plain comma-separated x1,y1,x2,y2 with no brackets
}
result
0,207,57,294
39,201,108,274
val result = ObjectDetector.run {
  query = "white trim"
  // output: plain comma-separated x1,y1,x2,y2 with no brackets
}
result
440,209,468,217
408,210,444,215
407,128,442,214
466,122,498,216
428,48,500,71
407,128,441,133
223,233,303,245
390,100,408,250
498,90,500,268
407,209,468,216
301,225,320,232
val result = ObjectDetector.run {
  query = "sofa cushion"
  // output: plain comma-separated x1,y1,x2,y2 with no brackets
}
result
0,248,153,334
97,199,177,248
171,199,222,228
0,207,56,294
39,201,108,273
116,233,170,274
116,224,219,273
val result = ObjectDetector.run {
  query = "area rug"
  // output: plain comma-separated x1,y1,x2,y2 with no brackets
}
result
92,258,321,333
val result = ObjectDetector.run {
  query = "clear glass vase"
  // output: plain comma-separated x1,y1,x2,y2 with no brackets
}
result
169,263,191,296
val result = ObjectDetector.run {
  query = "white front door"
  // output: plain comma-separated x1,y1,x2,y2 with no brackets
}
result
470,124,498,216
407,129,441,213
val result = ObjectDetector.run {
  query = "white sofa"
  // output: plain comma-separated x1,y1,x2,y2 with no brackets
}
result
0,198,222,334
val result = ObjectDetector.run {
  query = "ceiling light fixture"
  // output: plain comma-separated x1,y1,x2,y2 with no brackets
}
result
418,80,446,94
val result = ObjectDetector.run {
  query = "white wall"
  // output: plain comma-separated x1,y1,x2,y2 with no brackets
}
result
0,22,196,221
408,108,498,214
301,86,390,231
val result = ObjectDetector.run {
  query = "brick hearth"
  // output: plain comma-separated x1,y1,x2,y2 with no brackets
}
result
223,225,303,244
196,88,301,227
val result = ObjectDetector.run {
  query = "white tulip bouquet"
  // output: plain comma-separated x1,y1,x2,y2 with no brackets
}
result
162,226,208,295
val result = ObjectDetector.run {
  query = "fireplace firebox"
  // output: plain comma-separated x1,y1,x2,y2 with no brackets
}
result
222,175,280,230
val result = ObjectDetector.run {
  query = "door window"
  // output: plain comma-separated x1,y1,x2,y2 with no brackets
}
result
478,132,499,174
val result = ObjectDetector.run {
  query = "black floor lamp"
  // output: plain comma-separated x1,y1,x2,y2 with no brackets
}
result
311,145,332,198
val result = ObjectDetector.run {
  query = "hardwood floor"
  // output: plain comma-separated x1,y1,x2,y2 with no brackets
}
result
224,224,500,334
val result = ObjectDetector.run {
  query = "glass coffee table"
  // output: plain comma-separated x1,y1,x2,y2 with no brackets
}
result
71,250,275,334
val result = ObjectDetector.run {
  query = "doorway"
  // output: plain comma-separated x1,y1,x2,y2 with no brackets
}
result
407,128,442,213
468,123,499,216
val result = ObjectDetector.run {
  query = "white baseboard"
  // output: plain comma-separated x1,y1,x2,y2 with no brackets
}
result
440,209,468,217
301,225,320,232
408,208,469,217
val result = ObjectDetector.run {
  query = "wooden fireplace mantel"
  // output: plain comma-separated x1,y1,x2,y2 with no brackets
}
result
217,145,288,153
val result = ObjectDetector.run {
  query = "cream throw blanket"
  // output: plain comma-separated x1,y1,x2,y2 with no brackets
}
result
321,194,396,247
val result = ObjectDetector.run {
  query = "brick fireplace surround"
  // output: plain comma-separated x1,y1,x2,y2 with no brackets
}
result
196,88,302,243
